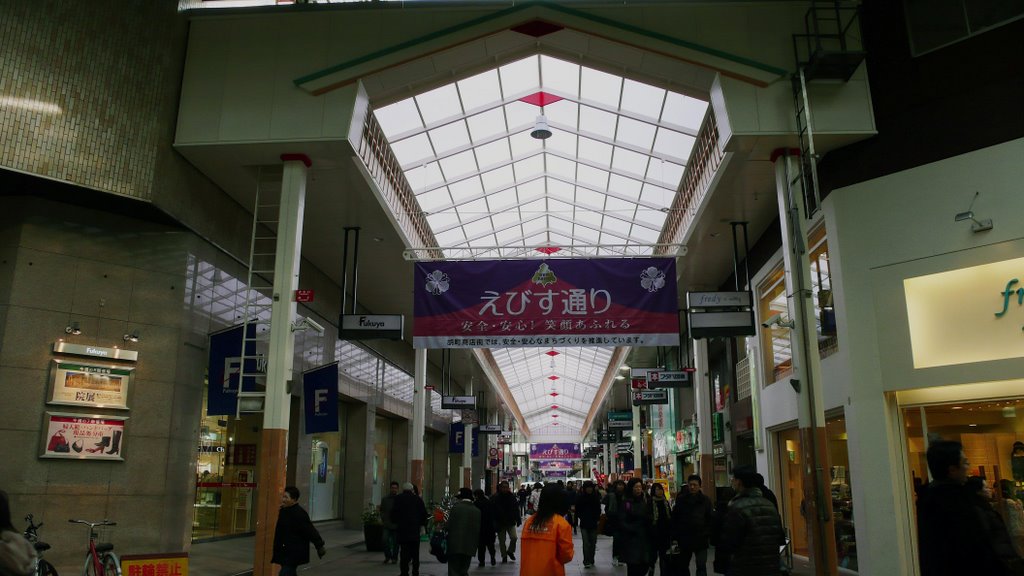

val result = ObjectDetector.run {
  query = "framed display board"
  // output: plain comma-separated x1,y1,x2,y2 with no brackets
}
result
40,412,128,461
48,359,132,410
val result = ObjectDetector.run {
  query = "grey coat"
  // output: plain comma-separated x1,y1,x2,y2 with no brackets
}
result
446,499,481,556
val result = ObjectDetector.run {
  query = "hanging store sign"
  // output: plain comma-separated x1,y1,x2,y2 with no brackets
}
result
303,363,339,434
607,410,633,429
596,430,618,443
339,314,404,340
448,422,479,456
478,424,503,434
616,442,634,454
632,388,669,406
532,460,574,471
40,412,127,461
497,431,513,444
441,395,477,409
530,443,582,460
207,325,263,416
646,369,691,388
48,360,133,410
413,258,679,349
686,291,756,339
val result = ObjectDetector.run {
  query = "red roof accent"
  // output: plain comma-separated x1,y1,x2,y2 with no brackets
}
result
552,414,559,418
551,405,558,410
510,20,564,38
548,375,559,380
536,246,561,255
549,392,559,397
520,92,563,108
545,350,560,356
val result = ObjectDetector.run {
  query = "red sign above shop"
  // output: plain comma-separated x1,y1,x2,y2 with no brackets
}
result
295,290,315,302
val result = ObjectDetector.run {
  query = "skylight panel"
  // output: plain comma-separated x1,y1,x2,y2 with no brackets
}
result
504,101,537,131
597,233,628,254
545,154,576,181
467,108,508,143
545,100,579,131
549,231,574,246
653,128,696,161
580,67,622,109
474,139,512,170
513,155,544,181
578,105,617,140
495,225,524,245
517,178,546,201
375,99,423,138
611,147,650,178
480,165,515,192
574,208,603,228
499,56,540,97
426,211,460,231
523,218,546,237
630,224,661,243
415,84,463,124
540,56,580,98
662,92,707,131
490,211,521,230
545,131,578,158
428,121,471,156
547,178,574,202
416,187,453,212
575,186,605,209
435,227,467,246
438,149,478,180
486,187,518,211
457,69,503,113
576,164,610,190
615,117,657,150
448,177,484,203
640,182,676,207
605,196,638,221
647,160,685,187
509,131,543,157
457,197,489,220
578,137,613,169
602,215,632,236
634,207,668,230
405,162,445,191
608,173,642,201
620,79,666,122
520,197,547,218
461,217,494,239
391,133,435,167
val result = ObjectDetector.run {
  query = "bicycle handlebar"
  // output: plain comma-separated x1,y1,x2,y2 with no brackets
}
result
68,519,117,527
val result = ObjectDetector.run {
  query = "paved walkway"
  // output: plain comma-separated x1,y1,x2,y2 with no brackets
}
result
189,522,815,576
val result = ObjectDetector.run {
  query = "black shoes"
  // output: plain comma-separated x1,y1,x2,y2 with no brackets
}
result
508,552,515,561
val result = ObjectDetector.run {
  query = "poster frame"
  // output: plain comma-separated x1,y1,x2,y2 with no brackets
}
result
47,358,133,410
40,411,129,461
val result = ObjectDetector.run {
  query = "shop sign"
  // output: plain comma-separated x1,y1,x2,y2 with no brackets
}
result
207,324,263,416
646,369,691,388
530,443,582,460
596,430,618,443
227,444,257,466
48,360,133,410
40,412,127,461
478,424,502,434
53,342,138,362
121,553,188,576
413,258,680,349
497,431,513,444
711,412,725,444
675,425,697,452
294,289,315,302
302,363,339,434
448,422,480,456
712,445,726,457
632,388,669,406
616,442,633,454
441,396,476,409
686,291,756,339
339,314,404,340
607,410,633,429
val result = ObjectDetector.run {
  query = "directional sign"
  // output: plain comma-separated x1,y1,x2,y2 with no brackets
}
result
646,370,691,388
441,396,477,409
596,430,618,443
497,431,513,444
478,424,502,434
616,442,634,454
632,388,669,406
607,410,633,429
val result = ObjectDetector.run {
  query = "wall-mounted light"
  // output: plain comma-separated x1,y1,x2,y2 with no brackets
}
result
64,321,81,335
123,330,140,343
954,192,993,232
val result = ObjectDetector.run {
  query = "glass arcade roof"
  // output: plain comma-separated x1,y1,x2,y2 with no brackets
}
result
374,54,708,436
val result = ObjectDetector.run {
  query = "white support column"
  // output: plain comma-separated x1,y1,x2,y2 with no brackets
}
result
693,338,715,497
632,403,642,478
463,380,474,489
411,348,427,490
253,154,309,576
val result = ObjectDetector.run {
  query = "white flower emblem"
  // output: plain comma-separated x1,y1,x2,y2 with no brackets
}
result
425,270,450,295
640,266,666,293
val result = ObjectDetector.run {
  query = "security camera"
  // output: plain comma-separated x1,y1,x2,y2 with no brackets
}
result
291,316,325,334
761,313,794,329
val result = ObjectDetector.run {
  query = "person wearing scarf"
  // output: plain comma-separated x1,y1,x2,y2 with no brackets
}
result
649,483,673,576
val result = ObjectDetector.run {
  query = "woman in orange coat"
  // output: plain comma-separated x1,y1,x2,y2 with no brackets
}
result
519,484,574,576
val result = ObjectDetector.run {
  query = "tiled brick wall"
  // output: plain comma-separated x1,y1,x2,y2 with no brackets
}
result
0,1,182,200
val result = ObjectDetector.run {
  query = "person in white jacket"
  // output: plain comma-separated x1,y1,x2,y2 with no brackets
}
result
0,490,36,576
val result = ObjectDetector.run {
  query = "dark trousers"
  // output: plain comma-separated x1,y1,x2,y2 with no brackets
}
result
399,540,420,576
477,536,496,564
680,547,708,576
627,563,649,576
613,533,625,560
580,527,598,566
277,566,297,576
448,553,472,576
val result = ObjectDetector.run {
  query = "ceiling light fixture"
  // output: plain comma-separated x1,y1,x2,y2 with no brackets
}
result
64,321,81,335
530,115,552,140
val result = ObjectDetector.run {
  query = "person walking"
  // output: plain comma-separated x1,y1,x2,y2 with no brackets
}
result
603,480,627,567
392,482,428,576
446,488,481,576
917,441,1006,575
672,474,713,576
575,481,603,569
529,482,543,515
648,483,673,576
718,466,785,576
753,473,779,511
380,481,400,565
518,485,530,517
519,484,574,576
492,481,521,563
473,489,498,567
565,481,579,535
271,486,326,576
620,478,654,576
0,490,36,576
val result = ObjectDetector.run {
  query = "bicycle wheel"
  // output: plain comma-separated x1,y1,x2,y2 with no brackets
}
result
83,555,100,576
102,554,121,576
38,559,59,576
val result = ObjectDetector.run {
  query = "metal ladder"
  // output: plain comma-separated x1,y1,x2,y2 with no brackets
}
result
791,68,822,217
236,168,283,417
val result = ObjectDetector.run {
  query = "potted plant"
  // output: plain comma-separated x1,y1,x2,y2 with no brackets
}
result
362,503,384,552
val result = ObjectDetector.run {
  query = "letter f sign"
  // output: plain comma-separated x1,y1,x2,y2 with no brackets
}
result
315,389,328,414
996,278,1021,317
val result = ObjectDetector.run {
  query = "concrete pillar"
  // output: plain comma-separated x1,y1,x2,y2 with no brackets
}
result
410,348,427,491
343,403,376,529
632,403,642,478
772,148,838,575
694,338,715,498
253,155,308,576
463,381,473,489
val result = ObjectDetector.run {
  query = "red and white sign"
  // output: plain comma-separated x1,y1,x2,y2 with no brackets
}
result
631,378,647,390
295,290,315,302
41,412,127,461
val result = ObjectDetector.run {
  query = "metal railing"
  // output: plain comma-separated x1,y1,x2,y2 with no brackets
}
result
655,107,724,253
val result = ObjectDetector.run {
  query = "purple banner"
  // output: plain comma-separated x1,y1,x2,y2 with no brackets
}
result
413,258,679,349
530,443,582,460
545,470,569,478
532,460,575,470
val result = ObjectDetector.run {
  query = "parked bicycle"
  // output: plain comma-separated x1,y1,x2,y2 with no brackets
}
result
24,515,59,576
68,519,121,576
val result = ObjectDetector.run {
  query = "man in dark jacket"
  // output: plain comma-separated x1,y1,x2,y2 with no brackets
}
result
603,480,627,567
491,481,521,563
446,487,481,576
380,481,400,565
575,481,603,568
754,473,779,511
917,440,1006,575
391,482,428,576
564,481,579,534
473,489,497,567
719,466,785,576
272,486,325,576
673,474,713,576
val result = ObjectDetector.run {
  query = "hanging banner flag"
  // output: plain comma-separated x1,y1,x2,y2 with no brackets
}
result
448,422,480,456
530,443,582,460
413,258,679,349
303,363,339,434
207,325,261,416
532,460,576,471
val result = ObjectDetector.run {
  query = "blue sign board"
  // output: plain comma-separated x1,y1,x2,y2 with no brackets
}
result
303,363,339,434
448,422,480,456
207,324,260,416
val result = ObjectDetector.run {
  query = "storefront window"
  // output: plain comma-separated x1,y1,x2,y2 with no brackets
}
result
776,414,857,569
372,416,394,504
904,398,1024,560
308,404,346,521
193,382,262,540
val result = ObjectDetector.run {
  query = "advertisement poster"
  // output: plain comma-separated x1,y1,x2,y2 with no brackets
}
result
49,360,132,409
413,258,679,349
41,412,127,460
529,443,582,460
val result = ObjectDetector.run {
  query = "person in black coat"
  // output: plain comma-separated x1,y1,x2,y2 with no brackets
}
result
966,476,1023,574
620,478,654,576
272,486,325,576
474,489,497,566
491,480,521,563
672,474,714,576
917,441,1006,576
718,467,785,576
391,482,428,576
575,481,603,568
754,473,779,511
